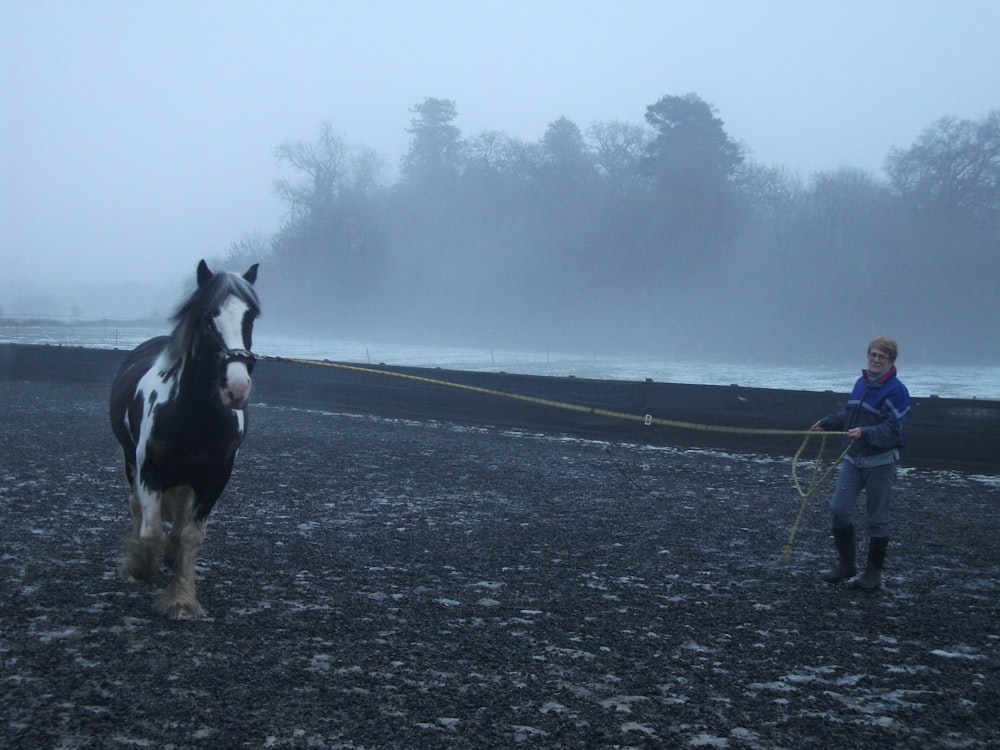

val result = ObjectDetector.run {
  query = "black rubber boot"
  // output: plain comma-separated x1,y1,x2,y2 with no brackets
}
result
822,526,857,584
852,537,889,590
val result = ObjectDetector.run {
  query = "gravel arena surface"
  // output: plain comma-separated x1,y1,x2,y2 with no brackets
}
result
2,380,999,749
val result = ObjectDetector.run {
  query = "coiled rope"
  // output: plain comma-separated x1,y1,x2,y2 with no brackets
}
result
783,433,851,563
273,357,850,562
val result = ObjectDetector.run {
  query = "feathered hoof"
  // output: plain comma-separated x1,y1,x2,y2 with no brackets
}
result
156,578,205,620
158,600,206,621
123,536,163,582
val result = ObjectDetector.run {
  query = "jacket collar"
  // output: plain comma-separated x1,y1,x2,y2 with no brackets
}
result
863,364,897,385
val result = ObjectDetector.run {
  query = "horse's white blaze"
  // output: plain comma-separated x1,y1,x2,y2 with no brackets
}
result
215,296,253,406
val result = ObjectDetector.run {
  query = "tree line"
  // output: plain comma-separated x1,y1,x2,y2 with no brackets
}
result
224,94,999,364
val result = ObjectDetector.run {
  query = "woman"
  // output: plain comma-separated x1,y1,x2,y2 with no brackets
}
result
812,336,911,590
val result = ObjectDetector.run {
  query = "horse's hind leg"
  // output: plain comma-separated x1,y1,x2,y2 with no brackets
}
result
157,488,207,620
121,484,164,582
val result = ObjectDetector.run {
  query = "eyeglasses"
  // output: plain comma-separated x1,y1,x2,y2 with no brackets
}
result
868,352,891,361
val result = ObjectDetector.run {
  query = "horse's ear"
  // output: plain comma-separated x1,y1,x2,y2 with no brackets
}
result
197,260,213,288
243,263,259,285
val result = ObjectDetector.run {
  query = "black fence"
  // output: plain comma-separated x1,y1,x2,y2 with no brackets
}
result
2,343,997,473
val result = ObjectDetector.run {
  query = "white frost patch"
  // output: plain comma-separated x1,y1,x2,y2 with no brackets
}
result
835,673,866,686
34,627,79,643
621,721,657,737
931,647,986,660
467,580,505,591
231,601,273,616
600,694,650,713
511,724,548,742
967,474,1000,488
689,734,728,747
731,727,760,742
747,681,796,692
782,672,819,684
308,654,332,672
113,737,155,747
681,639,710,653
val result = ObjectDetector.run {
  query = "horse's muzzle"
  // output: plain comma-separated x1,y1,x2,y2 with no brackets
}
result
221,360,253,408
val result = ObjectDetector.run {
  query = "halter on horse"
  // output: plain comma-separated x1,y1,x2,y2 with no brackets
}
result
109,260,261,619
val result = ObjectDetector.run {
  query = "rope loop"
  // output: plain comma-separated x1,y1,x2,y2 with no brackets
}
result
780,432,851,564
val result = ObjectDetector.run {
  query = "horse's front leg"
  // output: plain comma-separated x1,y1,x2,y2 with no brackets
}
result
162,486,191,569
157,518,207,620
157,485,208,620
122,481,165,582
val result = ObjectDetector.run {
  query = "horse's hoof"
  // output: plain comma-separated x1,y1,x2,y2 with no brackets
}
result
118,562,144,585
162,602,205,621
123,537,162,581
157,592,206,621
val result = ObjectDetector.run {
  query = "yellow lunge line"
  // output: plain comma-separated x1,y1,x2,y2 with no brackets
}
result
276,357,848,562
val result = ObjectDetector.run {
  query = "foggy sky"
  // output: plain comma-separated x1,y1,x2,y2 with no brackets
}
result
2,0,999,310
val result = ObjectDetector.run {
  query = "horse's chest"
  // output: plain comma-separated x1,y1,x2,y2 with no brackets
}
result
143,402,244,481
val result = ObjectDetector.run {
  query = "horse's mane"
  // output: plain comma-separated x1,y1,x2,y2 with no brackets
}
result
166,271,261,361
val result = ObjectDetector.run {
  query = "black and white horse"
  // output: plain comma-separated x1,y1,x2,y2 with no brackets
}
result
109,260,261,619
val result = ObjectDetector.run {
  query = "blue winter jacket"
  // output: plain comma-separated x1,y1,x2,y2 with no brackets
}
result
820,365,911,463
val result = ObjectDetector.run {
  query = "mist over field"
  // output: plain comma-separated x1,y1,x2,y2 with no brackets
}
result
3,2,998,365
62,101,995,367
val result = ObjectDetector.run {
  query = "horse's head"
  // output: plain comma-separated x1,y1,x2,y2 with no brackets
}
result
173,260,261,409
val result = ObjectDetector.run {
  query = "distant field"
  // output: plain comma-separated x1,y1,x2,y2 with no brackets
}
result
0,321,166,351
3,321,999,400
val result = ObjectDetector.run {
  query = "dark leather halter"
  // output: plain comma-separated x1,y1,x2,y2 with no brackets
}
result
205,324,258,370
221,346,257,368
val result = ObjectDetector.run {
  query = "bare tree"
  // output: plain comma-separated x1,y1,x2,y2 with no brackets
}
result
885,110,1000,225
587,119,649,186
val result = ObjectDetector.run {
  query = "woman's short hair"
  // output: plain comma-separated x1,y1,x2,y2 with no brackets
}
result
869,336,898,362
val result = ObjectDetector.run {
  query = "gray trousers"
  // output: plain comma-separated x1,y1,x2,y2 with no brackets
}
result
829,459,896,538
